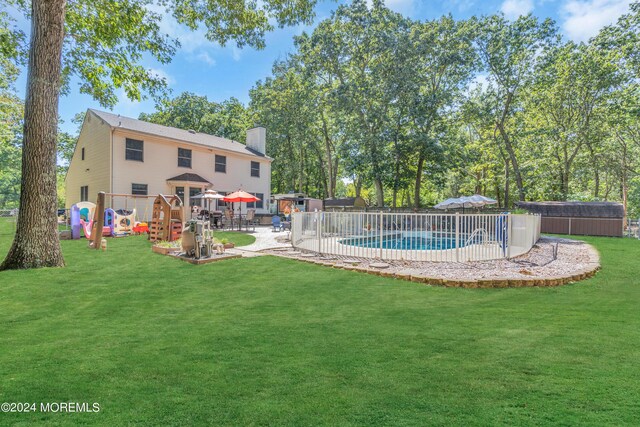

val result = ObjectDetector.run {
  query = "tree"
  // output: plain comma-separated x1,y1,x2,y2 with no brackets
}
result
140,93,252,143
525,42,617,200
405,16,477,207
298,0,410,206
1,0,319,270
475,14,558,202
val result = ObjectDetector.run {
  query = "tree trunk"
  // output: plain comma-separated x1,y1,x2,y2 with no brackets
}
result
561,169,570,201
374,178,384,207
504,159,510,209
414,154,425,208
298,146,304,193
587,144,600,198
497,123,525,201
1,0,66,270
354,177,362,198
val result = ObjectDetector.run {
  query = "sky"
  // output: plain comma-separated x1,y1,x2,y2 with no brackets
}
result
8,0,635,134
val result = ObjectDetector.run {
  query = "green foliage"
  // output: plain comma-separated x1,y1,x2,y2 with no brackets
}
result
140,92,253,143
6,0,319,108
246,2,640,214
0,11,23,209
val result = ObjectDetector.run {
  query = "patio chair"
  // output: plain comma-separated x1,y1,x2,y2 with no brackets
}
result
222,209,234,230
244,209,257,231
272,215,283,232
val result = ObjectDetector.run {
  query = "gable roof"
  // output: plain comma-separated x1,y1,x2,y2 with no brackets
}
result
166,173,211,184
88,109,268,160
515,201,624,218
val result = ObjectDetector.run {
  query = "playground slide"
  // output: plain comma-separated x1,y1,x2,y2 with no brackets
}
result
80,219,112,239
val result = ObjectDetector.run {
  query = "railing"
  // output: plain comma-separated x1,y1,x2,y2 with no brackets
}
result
292,211,541,262
0,209,19,218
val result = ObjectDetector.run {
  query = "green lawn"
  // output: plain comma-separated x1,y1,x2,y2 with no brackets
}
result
0,218,639,425
213,230,256,247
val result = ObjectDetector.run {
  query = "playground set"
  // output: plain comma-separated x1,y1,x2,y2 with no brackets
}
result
73,191,240,264
71,192,185,249
70,201,141,239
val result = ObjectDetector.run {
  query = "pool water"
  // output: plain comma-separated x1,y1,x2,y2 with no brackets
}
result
340,233,468,250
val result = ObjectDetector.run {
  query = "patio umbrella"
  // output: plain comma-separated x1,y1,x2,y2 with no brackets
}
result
191,189,225,212
223,190,261,229
434,194,497,211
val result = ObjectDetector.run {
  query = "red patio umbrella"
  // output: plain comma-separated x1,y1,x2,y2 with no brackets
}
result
223,190,261,203
222,190,261,229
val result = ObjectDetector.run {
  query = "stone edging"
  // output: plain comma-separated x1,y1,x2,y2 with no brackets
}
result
268,244,601,289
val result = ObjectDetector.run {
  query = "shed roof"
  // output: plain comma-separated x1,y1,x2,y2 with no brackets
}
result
515,201,624,218
324,197,367,207
89,109,268,159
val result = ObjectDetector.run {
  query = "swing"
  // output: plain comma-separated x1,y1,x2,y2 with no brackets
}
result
132,195,151,235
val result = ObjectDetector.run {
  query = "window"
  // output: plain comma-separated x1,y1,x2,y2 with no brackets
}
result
125,138,144,162
217,191,228,208
131,183,148,196
251,161,260,177
175,186,184,204
80,186,88,202
81,147,85,160
215,155,226,173
189,187,201,207
247,193,264,209
178,148,192,168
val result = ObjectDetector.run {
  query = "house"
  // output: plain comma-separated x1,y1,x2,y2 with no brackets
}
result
65,109,271,219
515,201,624,237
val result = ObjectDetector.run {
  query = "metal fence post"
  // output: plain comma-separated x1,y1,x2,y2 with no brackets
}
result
379,210,383,259
507,213,513,258
455,213,460,262
316,211,322,253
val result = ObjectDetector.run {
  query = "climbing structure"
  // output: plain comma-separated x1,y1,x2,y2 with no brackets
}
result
149,194,184,242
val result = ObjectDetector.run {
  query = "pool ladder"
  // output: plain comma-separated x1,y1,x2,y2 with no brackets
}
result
465,228,489,246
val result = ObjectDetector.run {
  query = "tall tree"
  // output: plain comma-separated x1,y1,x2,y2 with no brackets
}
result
405,16,477,207
475,14,558,202
525,42,617,200
2,0,319,270
301,0,410,206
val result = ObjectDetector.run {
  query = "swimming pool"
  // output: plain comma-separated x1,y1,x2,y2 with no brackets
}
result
292,212,540,262
340,232,472,251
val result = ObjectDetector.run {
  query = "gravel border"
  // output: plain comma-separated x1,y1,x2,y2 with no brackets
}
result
263,236,601,288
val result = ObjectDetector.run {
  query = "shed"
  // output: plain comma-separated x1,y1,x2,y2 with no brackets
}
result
271,193,323,214
323,197,368,210
515,201,624,237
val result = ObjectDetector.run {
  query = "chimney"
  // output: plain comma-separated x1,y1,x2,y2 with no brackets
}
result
246,126,266,155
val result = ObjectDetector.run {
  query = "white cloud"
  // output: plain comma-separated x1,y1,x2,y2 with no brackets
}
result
561,0,631,42
231,47,243,61
501,0,534,20
365,0,415,14
148,68,175,85
449,0,476,12
195,52,216,66
385,0,416,14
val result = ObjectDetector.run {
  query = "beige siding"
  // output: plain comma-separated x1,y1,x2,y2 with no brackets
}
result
111,130,272,218
65,111,112,209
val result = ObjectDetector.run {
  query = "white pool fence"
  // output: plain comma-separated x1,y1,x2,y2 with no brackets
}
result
292,211,541,262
